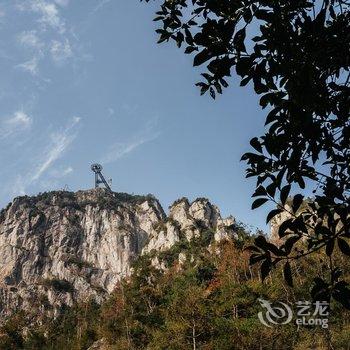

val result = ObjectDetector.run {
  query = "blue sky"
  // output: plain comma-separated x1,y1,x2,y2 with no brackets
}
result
0,0,273,231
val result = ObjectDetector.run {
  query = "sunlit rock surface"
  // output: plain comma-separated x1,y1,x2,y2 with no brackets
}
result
0,189,236,319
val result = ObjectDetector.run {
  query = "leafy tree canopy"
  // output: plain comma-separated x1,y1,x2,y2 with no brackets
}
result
142,0,350,306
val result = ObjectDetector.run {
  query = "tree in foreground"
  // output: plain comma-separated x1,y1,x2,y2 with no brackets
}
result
142,0,350,306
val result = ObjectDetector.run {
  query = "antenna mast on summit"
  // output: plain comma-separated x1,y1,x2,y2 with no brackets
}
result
91,163,113,193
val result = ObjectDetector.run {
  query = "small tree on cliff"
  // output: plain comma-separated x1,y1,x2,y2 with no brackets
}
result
142,0,350,307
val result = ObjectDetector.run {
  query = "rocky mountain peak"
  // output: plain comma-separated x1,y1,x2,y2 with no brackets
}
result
0,190,236,321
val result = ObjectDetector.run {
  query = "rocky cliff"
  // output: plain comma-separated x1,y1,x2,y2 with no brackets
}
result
0,189,236,320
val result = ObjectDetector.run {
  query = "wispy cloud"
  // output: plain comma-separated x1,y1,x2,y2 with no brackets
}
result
17,30,44,51
8,111,32,126
18,0,66,33
15,0,76,75
16,57,39,75
9,116,80,197
0,110,32,139
92,0,112,14
49,165,73,178
101,118,161,164
61,166,73,176
50,39,72,63
31,116,80,181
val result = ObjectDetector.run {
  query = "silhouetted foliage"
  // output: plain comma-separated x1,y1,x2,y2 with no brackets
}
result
143,0,350,307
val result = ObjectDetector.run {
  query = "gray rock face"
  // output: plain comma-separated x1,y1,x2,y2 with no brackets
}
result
270,204,292,245
0,190,235,320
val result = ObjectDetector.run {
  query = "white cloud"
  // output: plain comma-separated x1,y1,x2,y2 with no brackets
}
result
26,0,66,33
50,39,72,63
62,166,73,176
16,31,44,75
50,166,73,178
17,30,44,51
8,111,32,126
101,118,160,164
15,1,80,76
16,57,39,75
8,117,79,197
72,116,81,124
93,0,112,13
101,135,159,164
0,110,32,139
31,116,80,181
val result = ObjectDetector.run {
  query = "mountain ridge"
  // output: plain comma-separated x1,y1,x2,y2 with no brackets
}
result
0,189,236,321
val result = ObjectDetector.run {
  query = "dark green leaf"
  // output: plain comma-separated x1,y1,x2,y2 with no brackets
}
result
333,281,350,309
283,235,301,254
233,28,246,52
193,49,211,66
249,253,265,265
326,239,335,256
184,46,198,54
254,235,270,250
283,261,293,287
236,57,252,77
266,209,282,224
266,183,277,197
292,194,304,213
338,238,350,256
250,137,262,153
252,185,266,197
280,185,291,205
311,278,330,301
260,259,271,282
278,219,293,238
252,197,269,209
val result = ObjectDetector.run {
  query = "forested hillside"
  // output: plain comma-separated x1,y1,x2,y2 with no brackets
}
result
2,225,349,350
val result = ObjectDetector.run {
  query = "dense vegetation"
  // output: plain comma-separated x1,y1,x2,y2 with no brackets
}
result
0,191,158,218
142,0,350,306
1,227,350,350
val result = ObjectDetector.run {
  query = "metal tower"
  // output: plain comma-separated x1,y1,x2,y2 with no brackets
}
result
91,163,113,192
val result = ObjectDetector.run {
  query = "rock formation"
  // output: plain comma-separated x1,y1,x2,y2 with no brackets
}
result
0,189,236,320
